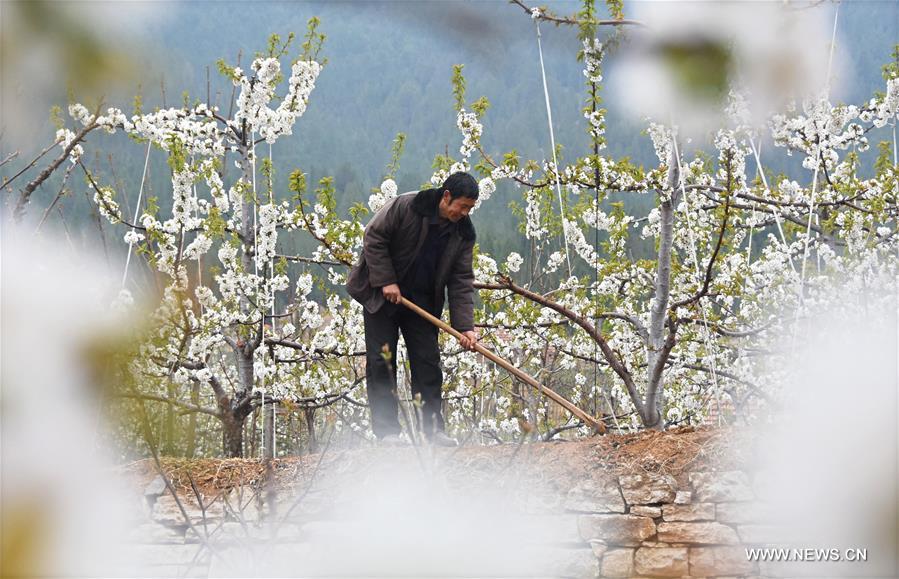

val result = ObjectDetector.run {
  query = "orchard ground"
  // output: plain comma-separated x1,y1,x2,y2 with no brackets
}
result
121,425,753,513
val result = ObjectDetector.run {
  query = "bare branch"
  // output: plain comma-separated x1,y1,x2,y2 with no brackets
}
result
34,161,77,234
113,392,221,418
265,337,365,358
540,421,583,441
509,0,644,27
485,274,643,413
0,150,19,169
673,360,773,404
275,253,344,267
15,110,101,220
77,160,147,230
675,316,775,338
3,143,58,189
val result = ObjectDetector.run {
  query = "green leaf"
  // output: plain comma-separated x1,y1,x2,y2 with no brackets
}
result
472,96,490,117
452,64,466,112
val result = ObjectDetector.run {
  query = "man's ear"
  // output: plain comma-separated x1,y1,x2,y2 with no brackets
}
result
442,190,452,203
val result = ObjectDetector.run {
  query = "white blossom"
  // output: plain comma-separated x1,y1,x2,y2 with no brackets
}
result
474,254,498,284
123,230,144,245
582,38,604,84
647,122,674,165
504,252,523,273
55,129,83,163
457,109,483,158
369,179,398,212
478,177,496,198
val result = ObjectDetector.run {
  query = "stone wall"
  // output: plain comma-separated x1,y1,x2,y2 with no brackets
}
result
124,458,791,578
560,469,770,578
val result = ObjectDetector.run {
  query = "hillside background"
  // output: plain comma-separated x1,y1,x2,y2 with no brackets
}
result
2,0,896,262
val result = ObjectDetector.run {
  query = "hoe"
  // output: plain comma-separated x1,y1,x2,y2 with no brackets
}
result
401,297,606,434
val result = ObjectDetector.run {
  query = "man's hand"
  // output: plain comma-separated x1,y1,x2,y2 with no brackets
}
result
382,283,402,304
459,330,478,351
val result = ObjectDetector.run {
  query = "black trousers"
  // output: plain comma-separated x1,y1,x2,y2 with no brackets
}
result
363,299,445,438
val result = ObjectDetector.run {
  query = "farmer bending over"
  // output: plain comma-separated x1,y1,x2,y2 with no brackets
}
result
347,172,479,447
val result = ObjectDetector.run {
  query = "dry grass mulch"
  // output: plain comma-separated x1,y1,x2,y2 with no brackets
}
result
118,425,758,499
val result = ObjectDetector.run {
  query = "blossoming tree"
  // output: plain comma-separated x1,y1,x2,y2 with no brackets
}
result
282,2,897,437
19,3,899,455
47,27,346,457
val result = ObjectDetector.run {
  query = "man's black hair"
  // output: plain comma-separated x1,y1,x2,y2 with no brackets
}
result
442,172,479,200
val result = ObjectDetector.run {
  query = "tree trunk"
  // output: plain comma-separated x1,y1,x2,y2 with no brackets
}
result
236,348,256,458
186,381,199,457
262,402,275,460
217,389,253,458
222,411,244,458
217,134,259,459
644,139,681,430
304,407,317,454
287,412,299,455
163,381,176,455
249,407,257,458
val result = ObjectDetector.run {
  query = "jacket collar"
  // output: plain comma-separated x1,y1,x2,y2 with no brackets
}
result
411,187,476,241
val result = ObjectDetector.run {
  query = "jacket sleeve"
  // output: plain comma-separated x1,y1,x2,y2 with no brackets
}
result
447,240,476,332
363,197,401,288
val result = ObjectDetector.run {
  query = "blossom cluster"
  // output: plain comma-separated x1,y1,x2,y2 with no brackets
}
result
457,109,483,158
647,122,675,166
524,189,548,240
368,178,398,212
55,128,83,163
770,79,898,172
582,38,604,84
233,58,322,144
472,176,496,212
70,102,226,159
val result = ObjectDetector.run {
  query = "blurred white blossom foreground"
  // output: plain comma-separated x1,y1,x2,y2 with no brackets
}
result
1,224,137,576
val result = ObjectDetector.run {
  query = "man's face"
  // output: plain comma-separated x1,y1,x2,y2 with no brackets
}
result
438,190,477,222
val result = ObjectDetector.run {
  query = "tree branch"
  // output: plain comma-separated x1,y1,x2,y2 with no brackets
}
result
113,392,221,418
475,282,648,338
15,110,101,220
4,144,58,189
78,160,147,230
0,150,19,170
487,274,643,412
509,0,644,27
275,253,344,267
264,337,365,358
294,199,355,267
34,161,77,234
675,316,775,338
672,171,732,311
673,360,773,404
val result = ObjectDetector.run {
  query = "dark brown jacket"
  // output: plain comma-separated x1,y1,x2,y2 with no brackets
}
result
346,188,476,332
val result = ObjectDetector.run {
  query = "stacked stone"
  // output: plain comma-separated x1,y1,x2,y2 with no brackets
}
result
565,469,780,578
127,467,784,578
126,474,329,577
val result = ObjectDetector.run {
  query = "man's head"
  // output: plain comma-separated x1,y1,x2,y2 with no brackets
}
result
438,172,478,222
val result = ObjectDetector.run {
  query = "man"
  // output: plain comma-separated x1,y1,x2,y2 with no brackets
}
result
347,172,479,446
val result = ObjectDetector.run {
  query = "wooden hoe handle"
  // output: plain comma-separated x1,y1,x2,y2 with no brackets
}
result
399,297,604,434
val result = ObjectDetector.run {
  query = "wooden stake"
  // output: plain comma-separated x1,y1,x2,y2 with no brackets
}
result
400,297,605,434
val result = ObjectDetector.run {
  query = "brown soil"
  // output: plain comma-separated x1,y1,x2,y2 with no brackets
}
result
118,425,758,499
